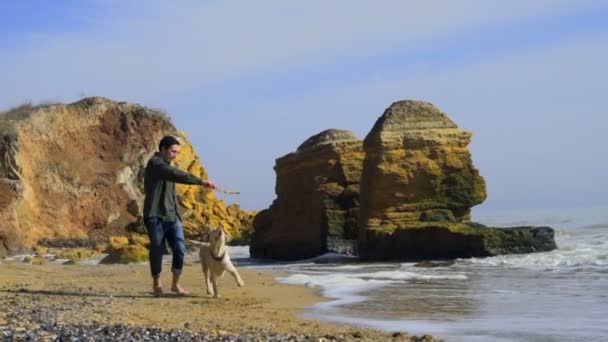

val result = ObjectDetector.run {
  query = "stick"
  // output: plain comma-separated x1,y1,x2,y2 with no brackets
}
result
214,186,240,195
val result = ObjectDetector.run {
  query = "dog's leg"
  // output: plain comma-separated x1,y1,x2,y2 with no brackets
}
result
202,262,212,295
210,274,220,298
226,263,245,287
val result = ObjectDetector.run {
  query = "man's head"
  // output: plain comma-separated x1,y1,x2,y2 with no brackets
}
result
158,135,181,162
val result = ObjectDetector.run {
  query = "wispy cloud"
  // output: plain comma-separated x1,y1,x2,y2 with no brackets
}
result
1,0,605,104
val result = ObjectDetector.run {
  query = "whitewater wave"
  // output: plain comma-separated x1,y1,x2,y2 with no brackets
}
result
459,226,608,269
277,268,468,301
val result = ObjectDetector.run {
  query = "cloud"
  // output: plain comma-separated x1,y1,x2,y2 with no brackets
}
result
1,0,605,106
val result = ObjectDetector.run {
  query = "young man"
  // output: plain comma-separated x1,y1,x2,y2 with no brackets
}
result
143,135,215,297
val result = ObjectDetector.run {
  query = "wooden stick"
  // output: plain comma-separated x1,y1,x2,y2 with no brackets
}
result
214,186,240,195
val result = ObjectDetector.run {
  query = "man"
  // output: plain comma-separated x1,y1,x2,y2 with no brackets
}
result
143,135,215,297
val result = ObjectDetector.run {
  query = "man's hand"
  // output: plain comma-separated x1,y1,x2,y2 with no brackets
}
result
203,180,216,189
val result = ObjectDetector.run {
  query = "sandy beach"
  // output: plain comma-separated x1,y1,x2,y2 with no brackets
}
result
0,261,439,341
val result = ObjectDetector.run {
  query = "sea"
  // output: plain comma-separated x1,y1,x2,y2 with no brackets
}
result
238,205,608,342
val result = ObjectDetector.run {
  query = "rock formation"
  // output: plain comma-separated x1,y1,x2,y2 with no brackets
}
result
358,221,556,261
250,129,364,260
252,100,557,261
359,100,486,228
0,97,253,256
356,100,554,260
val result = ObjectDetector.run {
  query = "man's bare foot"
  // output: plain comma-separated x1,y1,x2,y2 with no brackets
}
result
171,284,190,296
153,285,164,297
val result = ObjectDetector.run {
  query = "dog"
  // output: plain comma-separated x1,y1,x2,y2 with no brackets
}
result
189,227,244,298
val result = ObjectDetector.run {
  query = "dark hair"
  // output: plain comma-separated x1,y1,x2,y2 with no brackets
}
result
158,135,180,150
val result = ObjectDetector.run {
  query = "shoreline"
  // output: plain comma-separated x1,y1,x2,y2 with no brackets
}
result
0,261,440,341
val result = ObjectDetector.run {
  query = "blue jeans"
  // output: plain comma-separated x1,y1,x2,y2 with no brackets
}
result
144,217,186,278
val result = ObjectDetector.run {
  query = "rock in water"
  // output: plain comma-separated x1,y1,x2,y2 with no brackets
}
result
250,129,364,260
251,99,557,261
359,222,557,261
359,100,486,229
358,100,555,260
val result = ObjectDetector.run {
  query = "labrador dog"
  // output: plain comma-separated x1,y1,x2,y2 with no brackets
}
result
189,227,244,298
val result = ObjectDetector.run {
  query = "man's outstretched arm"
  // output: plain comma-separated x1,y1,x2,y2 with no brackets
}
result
153,160,215,187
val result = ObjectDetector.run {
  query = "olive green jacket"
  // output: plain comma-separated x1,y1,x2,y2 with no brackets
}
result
143,153,203,222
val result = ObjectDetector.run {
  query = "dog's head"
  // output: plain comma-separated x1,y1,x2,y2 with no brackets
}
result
208,227,227,246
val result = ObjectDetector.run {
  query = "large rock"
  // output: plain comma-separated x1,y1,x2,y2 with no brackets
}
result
100,244,149,264
358,100,555,260
0,97,253,256
359,100,486,230
250,129,364,260
250,99,557,261
54,248,101,263
359,222,557,261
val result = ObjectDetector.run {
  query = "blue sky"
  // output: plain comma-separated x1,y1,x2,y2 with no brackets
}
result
1,1,607,214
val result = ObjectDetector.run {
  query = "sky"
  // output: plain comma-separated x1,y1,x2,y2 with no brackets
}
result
1,1,607,214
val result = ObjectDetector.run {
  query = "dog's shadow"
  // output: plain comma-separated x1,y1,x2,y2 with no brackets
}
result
1,288,201,299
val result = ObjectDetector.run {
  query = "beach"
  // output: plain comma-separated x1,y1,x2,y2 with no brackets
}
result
0,262,438,341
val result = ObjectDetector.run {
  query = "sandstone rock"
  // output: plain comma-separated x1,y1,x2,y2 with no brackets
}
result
358,100,555,260
0,97,254,256
129,234,149,248
54,248,100,262
109,236,129,249
250,129,364,260
359,222,557,261
251,99,556,261
100,244,148,264
248,208,272,252
359,100,486,231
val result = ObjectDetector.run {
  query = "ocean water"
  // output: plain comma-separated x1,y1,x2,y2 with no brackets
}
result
248,206,608,342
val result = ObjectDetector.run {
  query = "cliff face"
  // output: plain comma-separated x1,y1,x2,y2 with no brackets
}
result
0,97,252,256
250,129,364,260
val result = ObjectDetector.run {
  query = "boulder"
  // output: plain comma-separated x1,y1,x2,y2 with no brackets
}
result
250,129,364,260
100,244,149,264
359,222,557,261
359,100,486,231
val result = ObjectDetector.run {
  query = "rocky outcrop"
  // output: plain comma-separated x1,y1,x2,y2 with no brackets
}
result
359,222,557,261
0,97,253,256
251,100,557,261
359,100,486,230
100,234,149,264
54,248,101,263
250,129,364,260
357,100,554,260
